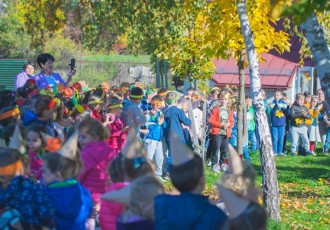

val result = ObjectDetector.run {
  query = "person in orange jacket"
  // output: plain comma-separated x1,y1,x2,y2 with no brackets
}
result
209,91,234,173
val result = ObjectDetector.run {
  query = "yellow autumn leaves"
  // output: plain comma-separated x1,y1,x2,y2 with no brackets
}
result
275,110,285,118
158,0,291,81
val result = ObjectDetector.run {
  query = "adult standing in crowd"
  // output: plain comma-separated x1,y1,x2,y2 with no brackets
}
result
33,53,76,89
15,61,34,90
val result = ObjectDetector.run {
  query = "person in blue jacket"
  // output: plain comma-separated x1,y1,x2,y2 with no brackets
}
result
42,132,93,230
269,89,289,156
155,135,227,230
163,92,191,174
144,95,166,178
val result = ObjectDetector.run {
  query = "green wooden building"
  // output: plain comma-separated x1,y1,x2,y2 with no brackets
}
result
0,59,26,91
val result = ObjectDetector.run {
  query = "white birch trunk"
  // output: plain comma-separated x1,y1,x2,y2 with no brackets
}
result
237,50,246,154
237,0,281,221
301,14,330,103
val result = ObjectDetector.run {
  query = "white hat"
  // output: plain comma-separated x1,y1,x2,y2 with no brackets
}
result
170,133,194,166
57,131,79,160
8,125,25,154
227,144,246,174
217,183,250,219
100,184,131,205
121,128,146,159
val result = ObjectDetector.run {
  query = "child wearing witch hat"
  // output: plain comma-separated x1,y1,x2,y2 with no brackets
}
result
106,99,128,155
0,125,55,228
217,145,267,229
120,87,147,133
42,131,93,230
154,134,227,229
103,175,165,230
100,129,155,229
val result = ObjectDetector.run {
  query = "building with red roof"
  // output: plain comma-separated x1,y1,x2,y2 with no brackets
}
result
211,45,317,103
210,21,321,103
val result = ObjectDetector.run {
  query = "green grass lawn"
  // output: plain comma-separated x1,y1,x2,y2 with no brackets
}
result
166,153,330,229
252,154,330,229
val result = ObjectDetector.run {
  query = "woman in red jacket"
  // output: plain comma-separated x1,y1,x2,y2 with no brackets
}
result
209,91,234,173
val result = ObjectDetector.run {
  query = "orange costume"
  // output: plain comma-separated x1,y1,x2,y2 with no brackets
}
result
209,106,234,137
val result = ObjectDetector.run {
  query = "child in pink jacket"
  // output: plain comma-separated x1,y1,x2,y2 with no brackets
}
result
78,117,116,227
106,99,128,155
100,135,156,229
26,124,47,180
99,157,128,230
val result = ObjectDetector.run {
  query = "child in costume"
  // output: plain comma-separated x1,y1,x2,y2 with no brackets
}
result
0,125,55,228
144,95,166,178
217,145,267,229
163,92,192,173
87,95,105,122
154,134,227,229
308,96,321,154
78,117,116,227
116,176,165,230
121,87,147,133
100,130,155,229
205,87,221,162
269,89,289,156
290,93,313,156
304,91,312,109
106,99,128,155
24,94,58,137
99,157,128,230
27,124,47,180
245,95,258,153
42,131,93,230
209,91,234,172
229,101,250,163
0,106,21,129
120,129,155,182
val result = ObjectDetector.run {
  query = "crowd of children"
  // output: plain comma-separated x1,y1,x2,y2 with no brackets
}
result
0,56,328,229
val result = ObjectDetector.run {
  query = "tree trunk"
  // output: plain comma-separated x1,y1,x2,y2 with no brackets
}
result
237,0,281,221
237,49,246,154
301,14,330,104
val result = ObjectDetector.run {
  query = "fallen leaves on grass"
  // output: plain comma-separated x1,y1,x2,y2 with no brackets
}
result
279,182,330,228
318,177,330,185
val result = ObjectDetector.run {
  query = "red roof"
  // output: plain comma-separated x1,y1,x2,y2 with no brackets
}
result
212,53,298,89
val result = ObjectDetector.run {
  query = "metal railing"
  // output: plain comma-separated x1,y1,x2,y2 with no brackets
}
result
215,67,293,76
55,60,157,88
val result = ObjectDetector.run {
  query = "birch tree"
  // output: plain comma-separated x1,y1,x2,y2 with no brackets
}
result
301,14,330,105
236,49,247,156
237,0,281,221
202,0,289,157
271,1,330,103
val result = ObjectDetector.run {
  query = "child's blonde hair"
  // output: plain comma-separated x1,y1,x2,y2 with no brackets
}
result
129,176,165,219
220,164,256,198
78,117,109,141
